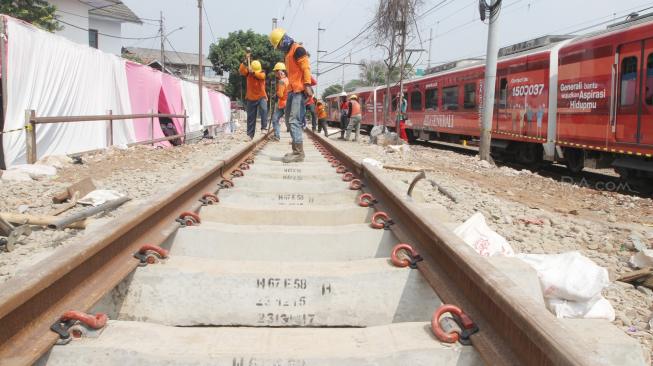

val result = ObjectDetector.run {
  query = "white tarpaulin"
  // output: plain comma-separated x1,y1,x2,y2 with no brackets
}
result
2,16,134,167
180,79,202,132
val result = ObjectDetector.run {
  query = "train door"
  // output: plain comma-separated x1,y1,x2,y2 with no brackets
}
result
616,41,641,143
641,40,653,145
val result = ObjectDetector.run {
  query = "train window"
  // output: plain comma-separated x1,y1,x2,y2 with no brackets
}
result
620,56,638,106
410,90,423,111
443,86,459,111
464,83,476,109
425,88,439,110
499,78,508,108
646,54,653,105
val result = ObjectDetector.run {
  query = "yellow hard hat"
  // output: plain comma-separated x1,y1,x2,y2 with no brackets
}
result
273,62,286,71
269,28,286,49
349,94,358,100
251,60,262,73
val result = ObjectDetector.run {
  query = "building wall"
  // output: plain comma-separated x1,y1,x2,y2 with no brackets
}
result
51,0,126,55
89,17,123,55
52,0,90,46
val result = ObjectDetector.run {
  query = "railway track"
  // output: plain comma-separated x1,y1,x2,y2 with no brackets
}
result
0,132,643,365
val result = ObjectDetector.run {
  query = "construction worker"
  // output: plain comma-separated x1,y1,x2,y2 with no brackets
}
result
345,94,362,142
316,100,329,137
306,96,317,132
271,62,288,142
269,28,313,163
239,58,268,139
339,95,349,140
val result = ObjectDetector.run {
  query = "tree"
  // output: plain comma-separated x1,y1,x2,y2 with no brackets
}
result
208,29,283,101
321,84,343,100
343,60,415,92
0,0,60,32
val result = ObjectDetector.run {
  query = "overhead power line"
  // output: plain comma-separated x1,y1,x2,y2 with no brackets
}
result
57,19,161,40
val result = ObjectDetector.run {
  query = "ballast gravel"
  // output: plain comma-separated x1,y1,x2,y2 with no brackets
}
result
325,134,653,362
0,130,251,284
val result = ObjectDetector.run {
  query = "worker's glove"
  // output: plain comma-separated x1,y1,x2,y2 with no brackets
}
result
304,85,314,98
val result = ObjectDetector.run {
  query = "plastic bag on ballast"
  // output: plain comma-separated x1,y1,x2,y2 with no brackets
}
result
453,212,515,257
517,252,609,302
546,295,615,321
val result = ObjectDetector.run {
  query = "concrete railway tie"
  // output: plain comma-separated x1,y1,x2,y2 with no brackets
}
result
38,134,483,366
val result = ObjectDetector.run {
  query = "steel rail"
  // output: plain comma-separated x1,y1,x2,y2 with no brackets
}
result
0,133,271,366
309,130,596,366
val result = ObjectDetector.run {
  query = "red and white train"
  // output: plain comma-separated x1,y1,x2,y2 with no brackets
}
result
325,14,653,181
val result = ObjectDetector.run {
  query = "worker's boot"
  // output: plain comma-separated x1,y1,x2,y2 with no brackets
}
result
283,143,304,163
283,143,297,160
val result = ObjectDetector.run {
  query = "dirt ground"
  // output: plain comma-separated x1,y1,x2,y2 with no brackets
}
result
0,130,250,283
324,133,653,361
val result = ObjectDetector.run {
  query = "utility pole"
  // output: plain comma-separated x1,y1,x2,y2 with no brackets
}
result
272,17,278,29
427,28,432,69
316,23,326,96
479,0,501,162
382,26,396,130
396,0,408,133
159,11,165,72
198,0,204,125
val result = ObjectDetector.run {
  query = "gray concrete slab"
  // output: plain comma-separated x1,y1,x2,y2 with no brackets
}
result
38,321,483,366
228,177,351,193
242,170,343,181
93,257,441,327
247,164,341,175
167,223,398,261
199,204,373,226
218,189,359,206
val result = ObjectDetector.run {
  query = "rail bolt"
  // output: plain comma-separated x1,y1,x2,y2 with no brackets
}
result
135,244,169,266
390,243,422,268
431,305,479,345
201,193,219,205
342,172,355,182
239,162,250,170
336,165,347,174
245,157,255,164
331,160,342,168
178,211,201,226
349,179,363,190
371,211,392,229
231,169,244,178
358,193,377,207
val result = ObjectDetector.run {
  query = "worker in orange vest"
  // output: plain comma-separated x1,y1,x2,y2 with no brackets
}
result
239,58,267,139
269,28,313,163
345,94,362,142
339,96,349,140
316,100,328,136
271,62,288,142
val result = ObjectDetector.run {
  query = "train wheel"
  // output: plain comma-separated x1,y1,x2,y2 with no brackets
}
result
516,143,543,168
564,148,585,173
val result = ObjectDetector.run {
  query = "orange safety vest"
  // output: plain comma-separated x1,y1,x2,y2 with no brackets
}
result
349,100,361,116
276,77,288,109
239,63,267,101
317,104,327,119
285,43,312,93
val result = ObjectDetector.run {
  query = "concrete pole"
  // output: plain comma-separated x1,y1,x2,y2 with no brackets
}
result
479,0,501,162
198,0,204,125
316,23,325,96
160,11,165,72
382,23,396,129
427,28,432,69
396,0,408,132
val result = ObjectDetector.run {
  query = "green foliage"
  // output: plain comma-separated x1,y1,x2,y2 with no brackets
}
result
208,29,283,101
344,60,416,92
0,0,60,32
321,84,343,100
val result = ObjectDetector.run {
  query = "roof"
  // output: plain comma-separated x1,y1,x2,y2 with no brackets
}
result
123,47,211,67
80,0,142,24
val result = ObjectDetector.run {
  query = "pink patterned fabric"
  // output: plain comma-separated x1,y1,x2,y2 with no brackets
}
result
160,73,185,136
125,61,170,146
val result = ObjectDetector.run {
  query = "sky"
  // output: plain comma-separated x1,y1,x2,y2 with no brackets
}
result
120,0,653,90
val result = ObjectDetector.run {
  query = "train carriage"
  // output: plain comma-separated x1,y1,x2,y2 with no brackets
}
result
325,14,653,181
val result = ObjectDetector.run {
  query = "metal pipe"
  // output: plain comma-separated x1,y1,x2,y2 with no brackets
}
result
33,113,188,124
48,196,131,230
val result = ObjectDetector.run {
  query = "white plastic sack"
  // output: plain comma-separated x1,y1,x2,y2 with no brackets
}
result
454,212,515,257
547,296,615,321
0,169,33,182
9,164,57,179
79,190,125,206
517,252,609,302
362,158,384,169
